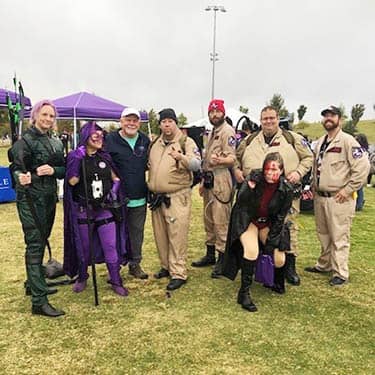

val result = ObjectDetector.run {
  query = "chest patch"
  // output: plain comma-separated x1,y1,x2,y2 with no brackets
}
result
98,161,107,169
327,147,342,153
270,142,280,147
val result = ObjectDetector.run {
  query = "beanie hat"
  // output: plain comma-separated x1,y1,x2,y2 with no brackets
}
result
208,99,225,115
158,108,178,124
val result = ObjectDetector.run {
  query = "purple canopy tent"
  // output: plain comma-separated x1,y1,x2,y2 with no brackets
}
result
0,88,32,107
25,91,148,148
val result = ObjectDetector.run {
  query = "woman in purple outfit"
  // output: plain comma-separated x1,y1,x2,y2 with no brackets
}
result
63,122,130,297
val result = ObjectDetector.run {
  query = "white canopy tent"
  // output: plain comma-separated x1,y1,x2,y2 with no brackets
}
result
182,108,258,132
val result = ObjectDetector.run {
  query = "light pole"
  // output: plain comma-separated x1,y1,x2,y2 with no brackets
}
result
205,5,226,100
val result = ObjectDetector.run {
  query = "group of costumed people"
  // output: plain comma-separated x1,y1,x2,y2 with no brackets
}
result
10,99,295,317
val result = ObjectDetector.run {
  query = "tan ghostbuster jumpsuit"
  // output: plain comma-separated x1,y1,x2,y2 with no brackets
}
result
312,129,369,280
148,130,201,280
202,121,236,253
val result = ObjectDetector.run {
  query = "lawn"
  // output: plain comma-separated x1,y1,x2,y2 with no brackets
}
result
295,119,375,143
0,147,374,374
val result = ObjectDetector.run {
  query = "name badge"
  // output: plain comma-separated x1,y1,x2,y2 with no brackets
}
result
327,147,342,153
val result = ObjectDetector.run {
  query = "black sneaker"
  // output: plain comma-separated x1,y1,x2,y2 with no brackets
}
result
166,278,186,291
154,268,170,279
304,266,329,274
329,277,347,286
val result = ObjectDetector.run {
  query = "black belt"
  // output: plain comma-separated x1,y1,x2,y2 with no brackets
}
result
316,191,334,197
78,216,115,227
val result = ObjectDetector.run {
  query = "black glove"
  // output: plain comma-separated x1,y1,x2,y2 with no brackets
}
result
248,169,263,184
148,194,162,211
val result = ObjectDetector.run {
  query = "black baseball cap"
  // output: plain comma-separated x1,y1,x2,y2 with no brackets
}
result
321,105,341,117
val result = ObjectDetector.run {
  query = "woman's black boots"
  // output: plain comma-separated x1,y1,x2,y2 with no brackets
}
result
272,265,286,294
237,258,257,312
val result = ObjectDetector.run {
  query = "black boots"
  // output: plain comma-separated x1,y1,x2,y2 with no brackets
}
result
211,252,224,278
129,264,149,279
191,245,216,267
285,253,300,285
237,259,257,312
32,303,65,317
272,265,286,294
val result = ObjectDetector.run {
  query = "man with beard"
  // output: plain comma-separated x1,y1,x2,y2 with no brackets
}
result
305,106,369,286
191,99,236,278
233,106,313,286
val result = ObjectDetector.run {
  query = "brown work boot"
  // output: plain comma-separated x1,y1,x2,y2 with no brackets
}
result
129,264,149,279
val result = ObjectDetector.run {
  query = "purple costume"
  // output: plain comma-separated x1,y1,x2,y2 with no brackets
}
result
63,122,131,294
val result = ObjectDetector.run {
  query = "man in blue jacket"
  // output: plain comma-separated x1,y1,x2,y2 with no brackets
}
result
106,108,150,279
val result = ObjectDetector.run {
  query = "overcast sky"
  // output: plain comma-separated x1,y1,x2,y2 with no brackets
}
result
1,0,374,122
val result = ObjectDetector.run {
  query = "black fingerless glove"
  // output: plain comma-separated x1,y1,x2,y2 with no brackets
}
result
249,169,263,184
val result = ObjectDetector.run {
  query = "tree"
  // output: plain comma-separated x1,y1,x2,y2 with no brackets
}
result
268,93,289,118
338,104,348,120
177,113,188,126
56,119,73,133
297,105,307,121
351,104,365,126
342,119,357,136
239,105,249,114
142,109,160,136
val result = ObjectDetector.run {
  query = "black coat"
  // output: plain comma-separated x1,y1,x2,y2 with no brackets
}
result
223,172,294,280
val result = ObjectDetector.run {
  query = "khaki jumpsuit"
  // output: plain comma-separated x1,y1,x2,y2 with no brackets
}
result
312,129,369,280
148,131,200,280
202,122,236,254
235,128,313,255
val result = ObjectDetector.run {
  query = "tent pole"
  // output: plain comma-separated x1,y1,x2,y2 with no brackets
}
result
147,121,152,140
73,108,77,149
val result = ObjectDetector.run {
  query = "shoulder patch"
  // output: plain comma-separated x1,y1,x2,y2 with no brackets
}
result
352,147,364,159
228,136,236,148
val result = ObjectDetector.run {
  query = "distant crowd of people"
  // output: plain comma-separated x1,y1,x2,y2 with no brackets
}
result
8,99,370,317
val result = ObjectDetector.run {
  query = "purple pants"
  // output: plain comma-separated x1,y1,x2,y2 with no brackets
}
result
77,207,118,281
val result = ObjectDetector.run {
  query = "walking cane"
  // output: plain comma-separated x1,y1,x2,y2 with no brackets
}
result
81,156,99,306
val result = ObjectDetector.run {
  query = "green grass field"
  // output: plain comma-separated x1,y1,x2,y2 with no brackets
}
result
295,119,375,143
0,146,374,374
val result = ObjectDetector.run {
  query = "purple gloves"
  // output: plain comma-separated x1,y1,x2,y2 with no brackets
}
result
109,179,121,201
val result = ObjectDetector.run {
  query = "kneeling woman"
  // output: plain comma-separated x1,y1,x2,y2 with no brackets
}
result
223,152,294,312
63,122,130,296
